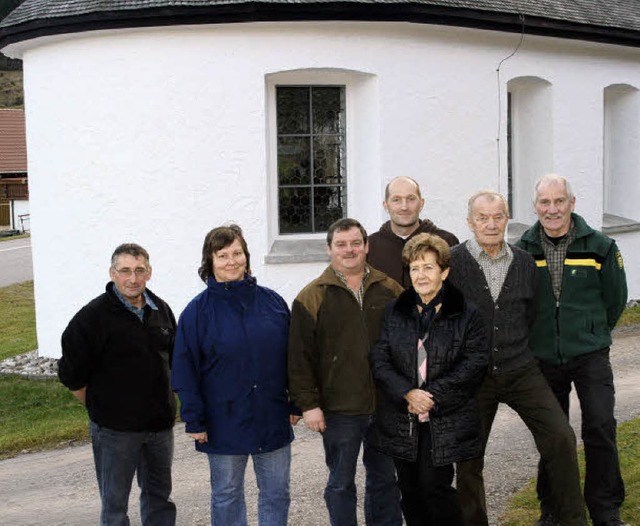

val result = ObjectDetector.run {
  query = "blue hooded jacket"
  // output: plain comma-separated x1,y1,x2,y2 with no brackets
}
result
171,275,294,454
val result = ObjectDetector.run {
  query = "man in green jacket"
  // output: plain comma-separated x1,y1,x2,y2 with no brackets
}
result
288,217,404,526
517,173,628,526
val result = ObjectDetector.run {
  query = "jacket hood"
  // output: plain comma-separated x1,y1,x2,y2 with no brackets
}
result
394,280,464,318
377,219,436,240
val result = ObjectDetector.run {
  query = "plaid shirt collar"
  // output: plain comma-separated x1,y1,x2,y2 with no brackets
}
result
540,220,576,299
466,237,513,302
112,285,158,322
332,266,370,309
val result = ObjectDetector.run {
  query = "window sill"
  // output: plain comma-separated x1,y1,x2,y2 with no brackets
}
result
264,239,330,264
602,214,640,235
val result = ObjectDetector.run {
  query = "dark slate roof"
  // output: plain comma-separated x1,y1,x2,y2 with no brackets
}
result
2,0,640,49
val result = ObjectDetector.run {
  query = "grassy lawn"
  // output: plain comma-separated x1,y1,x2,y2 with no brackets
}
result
0,233,30,242
0,375,88,459
619,305,640,327
0,281,37,361
500,418,640,525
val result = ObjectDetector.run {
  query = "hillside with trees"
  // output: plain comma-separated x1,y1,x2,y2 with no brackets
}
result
0,0,24,107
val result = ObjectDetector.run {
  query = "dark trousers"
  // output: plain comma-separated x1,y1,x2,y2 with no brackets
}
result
322,413,403,526
537,348,625,525
395,422,463,526
456,362,586,526
90,422,176,526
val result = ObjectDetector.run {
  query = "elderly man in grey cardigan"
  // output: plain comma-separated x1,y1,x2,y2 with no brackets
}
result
448,190,586,526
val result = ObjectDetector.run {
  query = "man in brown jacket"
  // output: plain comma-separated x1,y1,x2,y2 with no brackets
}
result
288,218,403,526
368,176,458,288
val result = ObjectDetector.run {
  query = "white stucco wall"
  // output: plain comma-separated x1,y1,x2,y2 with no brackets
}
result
3,21,639,357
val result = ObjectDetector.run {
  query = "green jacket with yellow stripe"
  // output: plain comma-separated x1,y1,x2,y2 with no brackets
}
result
516,213,627,365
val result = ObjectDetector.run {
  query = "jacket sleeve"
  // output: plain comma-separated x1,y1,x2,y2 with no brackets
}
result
428,307,488,416
602,241,628,329
58,306,105,392
276,294,302,416
370,302,415,403
287,298,322,412
171,303,207,434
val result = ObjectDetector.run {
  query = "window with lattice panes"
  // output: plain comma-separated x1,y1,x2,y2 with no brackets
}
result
276,86,346,234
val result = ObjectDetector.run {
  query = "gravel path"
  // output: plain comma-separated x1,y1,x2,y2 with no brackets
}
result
1,326,639,525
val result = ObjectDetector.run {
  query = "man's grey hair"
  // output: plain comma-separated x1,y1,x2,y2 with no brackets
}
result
110,243,150,268
467,190,510,219
533,173,574,204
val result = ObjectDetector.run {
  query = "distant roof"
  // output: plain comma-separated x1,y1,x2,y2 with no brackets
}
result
2,0,640,50
0,109,27,174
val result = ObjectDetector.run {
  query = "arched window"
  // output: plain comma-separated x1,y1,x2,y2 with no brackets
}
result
507,77,553,225
603,84,639,224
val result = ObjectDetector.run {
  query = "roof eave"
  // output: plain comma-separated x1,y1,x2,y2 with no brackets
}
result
2,3,640,51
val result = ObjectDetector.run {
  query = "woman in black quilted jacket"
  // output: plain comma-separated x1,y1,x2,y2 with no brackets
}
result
370,233,488,526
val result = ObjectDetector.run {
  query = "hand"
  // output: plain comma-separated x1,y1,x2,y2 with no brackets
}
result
290,415,302,426
188,431,208,444
303,407,326,433
71,387,87,404
404,389,434,415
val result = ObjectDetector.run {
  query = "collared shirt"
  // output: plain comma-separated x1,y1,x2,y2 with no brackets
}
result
333,266,371,309
466,238,513,302
112,286,158,322
540,222,576,300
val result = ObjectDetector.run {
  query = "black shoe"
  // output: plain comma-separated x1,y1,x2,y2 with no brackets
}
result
597,519,630,526
534,513,559,526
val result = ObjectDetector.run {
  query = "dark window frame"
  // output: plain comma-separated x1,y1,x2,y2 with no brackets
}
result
276,85,347,234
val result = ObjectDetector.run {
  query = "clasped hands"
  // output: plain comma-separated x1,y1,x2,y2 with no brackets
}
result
404,388,434,415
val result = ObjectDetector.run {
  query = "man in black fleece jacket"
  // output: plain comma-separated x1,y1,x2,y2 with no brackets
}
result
58,243,177,526
368,176,458,288
448,191,586,526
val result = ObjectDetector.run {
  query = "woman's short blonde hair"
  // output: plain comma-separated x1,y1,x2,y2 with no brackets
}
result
402,233,451,270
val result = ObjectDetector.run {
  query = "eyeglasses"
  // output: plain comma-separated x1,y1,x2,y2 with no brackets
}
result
113,267,148,278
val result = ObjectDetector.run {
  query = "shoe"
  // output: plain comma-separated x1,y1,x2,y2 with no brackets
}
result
534,513,559,526
597,519,630,526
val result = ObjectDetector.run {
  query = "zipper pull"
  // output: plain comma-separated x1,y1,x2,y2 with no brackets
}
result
409,414,413,436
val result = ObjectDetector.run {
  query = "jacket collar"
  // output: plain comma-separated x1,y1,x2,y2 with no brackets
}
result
377,219,434,240
521,212,594,246
207,274,257,298
316,264,389,293
394,280,464,318
105,281,158,313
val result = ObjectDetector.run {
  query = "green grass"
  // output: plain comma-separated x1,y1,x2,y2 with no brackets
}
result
618,305,640,327
0,281,37,360
0,375,88,459
0,233,30,242
0,69,24,107
500,418,640,525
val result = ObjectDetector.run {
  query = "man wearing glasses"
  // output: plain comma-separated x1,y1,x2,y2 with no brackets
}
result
58,243,177,526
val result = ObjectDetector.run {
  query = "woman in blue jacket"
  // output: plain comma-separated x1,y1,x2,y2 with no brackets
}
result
172,224,298,526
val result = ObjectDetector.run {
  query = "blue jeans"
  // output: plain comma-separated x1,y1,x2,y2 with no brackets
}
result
322,413,402,526
207,444,291,526
90,422,176,526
